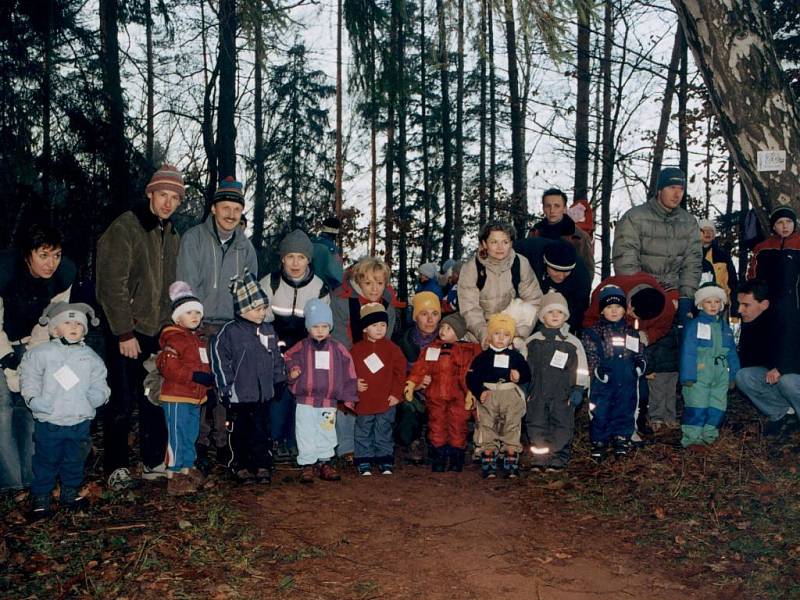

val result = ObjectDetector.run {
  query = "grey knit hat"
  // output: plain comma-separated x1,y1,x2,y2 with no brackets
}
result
279,229,314,260
39,302,99,336
440,312,467,340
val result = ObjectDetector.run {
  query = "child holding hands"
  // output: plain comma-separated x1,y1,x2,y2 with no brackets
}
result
350,303,406,476
466,313,531,479
285,298,358,483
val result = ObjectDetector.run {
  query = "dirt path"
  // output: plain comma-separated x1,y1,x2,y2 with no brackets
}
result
226,463,703,600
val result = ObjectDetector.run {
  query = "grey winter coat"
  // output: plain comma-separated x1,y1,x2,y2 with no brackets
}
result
458,250,543,343
176,216,259,322
20,339,109,426
612,197,702,298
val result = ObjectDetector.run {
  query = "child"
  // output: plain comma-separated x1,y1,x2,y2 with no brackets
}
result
350,303,406,476
156,282,214,495
680,282,739,448
581,286,646,462
525,292,590,472
20,302,110,519
211,271,285,483
285,298,358,483
405,312,480,472
466,313,531,479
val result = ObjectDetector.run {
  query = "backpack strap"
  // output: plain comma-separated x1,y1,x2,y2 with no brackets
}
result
475,255,487,291
511,255,521,298
270,271,281,295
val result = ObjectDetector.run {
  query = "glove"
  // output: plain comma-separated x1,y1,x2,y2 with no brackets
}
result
465,391,476,411
403,380,415,403
192,371,215,386
569,388,584,408
594,366,609,383
0,352,20,371
634,356,646,376
677,297,693,327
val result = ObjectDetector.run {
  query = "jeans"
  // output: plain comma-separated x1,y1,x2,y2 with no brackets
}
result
31,420,91,497
102,330,167,473
335,409,355,456
270,381,297,450
0,346,34,491
354,407,396,464
736,367,800,421
164,402,201,471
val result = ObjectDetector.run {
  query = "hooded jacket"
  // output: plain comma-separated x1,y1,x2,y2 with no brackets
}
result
680,311,739,385
157,325,212,405
96,203,180,338
458,249,542,343
176,215,258,323
330,276,398,349
263,268,329,351
20,338,109,426
526,324,590,401
613,197,702,299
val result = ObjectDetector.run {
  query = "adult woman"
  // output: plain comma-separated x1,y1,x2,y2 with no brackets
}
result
699,219,738,315
330,257,398,458
0,224,76,491
458,221,542,346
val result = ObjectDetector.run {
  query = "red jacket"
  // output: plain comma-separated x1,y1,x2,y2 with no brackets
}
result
407,338,481,400
351,337,406,415
157,325,211,404
582,273,677,345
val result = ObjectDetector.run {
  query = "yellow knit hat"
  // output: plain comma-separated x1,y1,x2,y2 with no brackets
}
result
412,291,441,319
487,313,516,338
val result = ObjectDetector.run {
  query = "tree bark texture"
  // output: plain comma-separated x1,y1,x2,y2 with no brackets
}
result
648,26,682,198
599,0,613,279
453,0,464,260
335,0,343,218
216,0,237,179
573,0,591,203
503,0,526,237
672,0,800,222
436,0,452,261
252,10,266,251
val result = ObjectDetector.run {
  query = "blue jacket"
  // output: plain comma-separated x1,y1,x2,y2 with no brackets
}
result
680,311,739,384
211,318,286,404
20,338,109,426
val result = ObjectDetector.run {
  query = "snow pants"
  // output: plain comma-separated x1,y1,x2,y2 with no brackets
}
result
475,383,526,454
526,394,575,468
427,394,470,450
682,362,728,447
589,361,638,444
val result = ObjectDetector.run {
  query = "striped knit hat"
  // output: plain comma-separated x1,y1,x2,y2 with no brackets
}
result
230,270,268,315
360,302,388,329
214,176,245,206
146,164,185,199
169,281,204,324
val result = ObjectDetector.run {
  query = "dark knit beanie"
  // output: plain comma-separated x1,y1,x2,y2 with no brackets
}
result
279,229,314,260
322,217,340,235
599,285,627,311
543,242,577,271
214,176,245,206
360,302,388,329
146,164,185,199
628,285,665,321
769,205,797,229
656,167,686,191
440,312,467,340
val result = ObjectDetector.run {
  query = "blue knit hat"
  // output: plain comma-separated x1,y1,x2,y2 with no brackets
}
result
304,298,333,331
599,285,627,310
230,270,268,315
656,167,686,191
214,176,245,206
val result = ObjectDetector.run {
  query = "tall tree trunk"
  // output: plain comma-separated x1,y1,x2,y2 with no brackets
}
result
738,184,749,276
334,0,343,218
573,0,591,203
396,0,408,299
436,0,453,260
453,0,464,259
385,102,395,267
201,0,217,207
704,117,712,217
648,26,682,198
99,0,128,212
599,0,613,279
672,0,800,223
42,0,53,212
252,9,266,251
678,26,688,208
725,153,735,232
369,15,378,256
145,0,154,166
478,0,487,227
216,0,237,179
488,0,496,219
503,0,525,236
420,0,431,261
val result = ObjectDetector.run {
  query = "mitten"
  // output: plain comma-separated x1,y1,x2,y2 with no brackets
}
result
677,297,693,326
192,371,215,386
464,391,476,411
569,388,584,408
0,352,20,371
594,366,609,383
403,380,415,402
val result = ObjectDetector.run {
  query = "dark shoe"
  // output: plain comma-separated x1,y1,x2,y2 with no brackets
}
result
613,436,632,457
357,463,373,477
447,448,465,472
503,451,519,479
408,440,425,464
60,487,88,512
299,466,315,484
529,465,544,474
481,450,497,479
29,495,53,521
216,444,232,468
379,464,393,475
195,445,212,476
318,462,341,481
431,446,446,473
255,468,272,484
764,415,795,437
545,465,564,473
272,441,294,464
232,468,255,484
590,442,607,463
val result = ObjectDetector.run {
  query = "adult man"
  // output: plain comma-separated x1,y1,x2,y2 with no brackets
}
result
735,280,800,436
514,238,590,333
529,188,594,274
96,164,184,489
176,177,258,468
311,216,344,290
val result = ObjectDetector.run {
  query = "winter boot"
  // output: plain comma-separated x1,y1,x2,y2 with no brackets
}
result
28,495,53,522
503,451,519,479
299,466,316,484
195,444,212,476
318,462,341,481
431,446,447,473
448,447,465,472
590,441,607,463
481,450,497,479
60,486,89,512
613,436,632,457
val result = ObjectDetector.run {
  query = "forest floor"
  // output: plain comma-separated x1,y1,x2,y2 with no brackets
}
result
1,393,799,600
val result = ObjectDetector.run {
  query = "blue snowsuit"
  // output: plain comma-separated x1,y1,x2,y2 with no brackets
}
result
581,318,645,444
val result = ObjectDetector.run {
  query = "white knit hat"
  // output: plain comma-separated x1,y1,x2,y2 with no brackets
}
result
698,219,716,235
694,282,727,309
538,291,570,322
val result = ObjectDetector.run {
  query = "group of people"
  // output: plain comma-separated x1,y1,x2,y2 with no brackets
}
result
2,163,798,519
